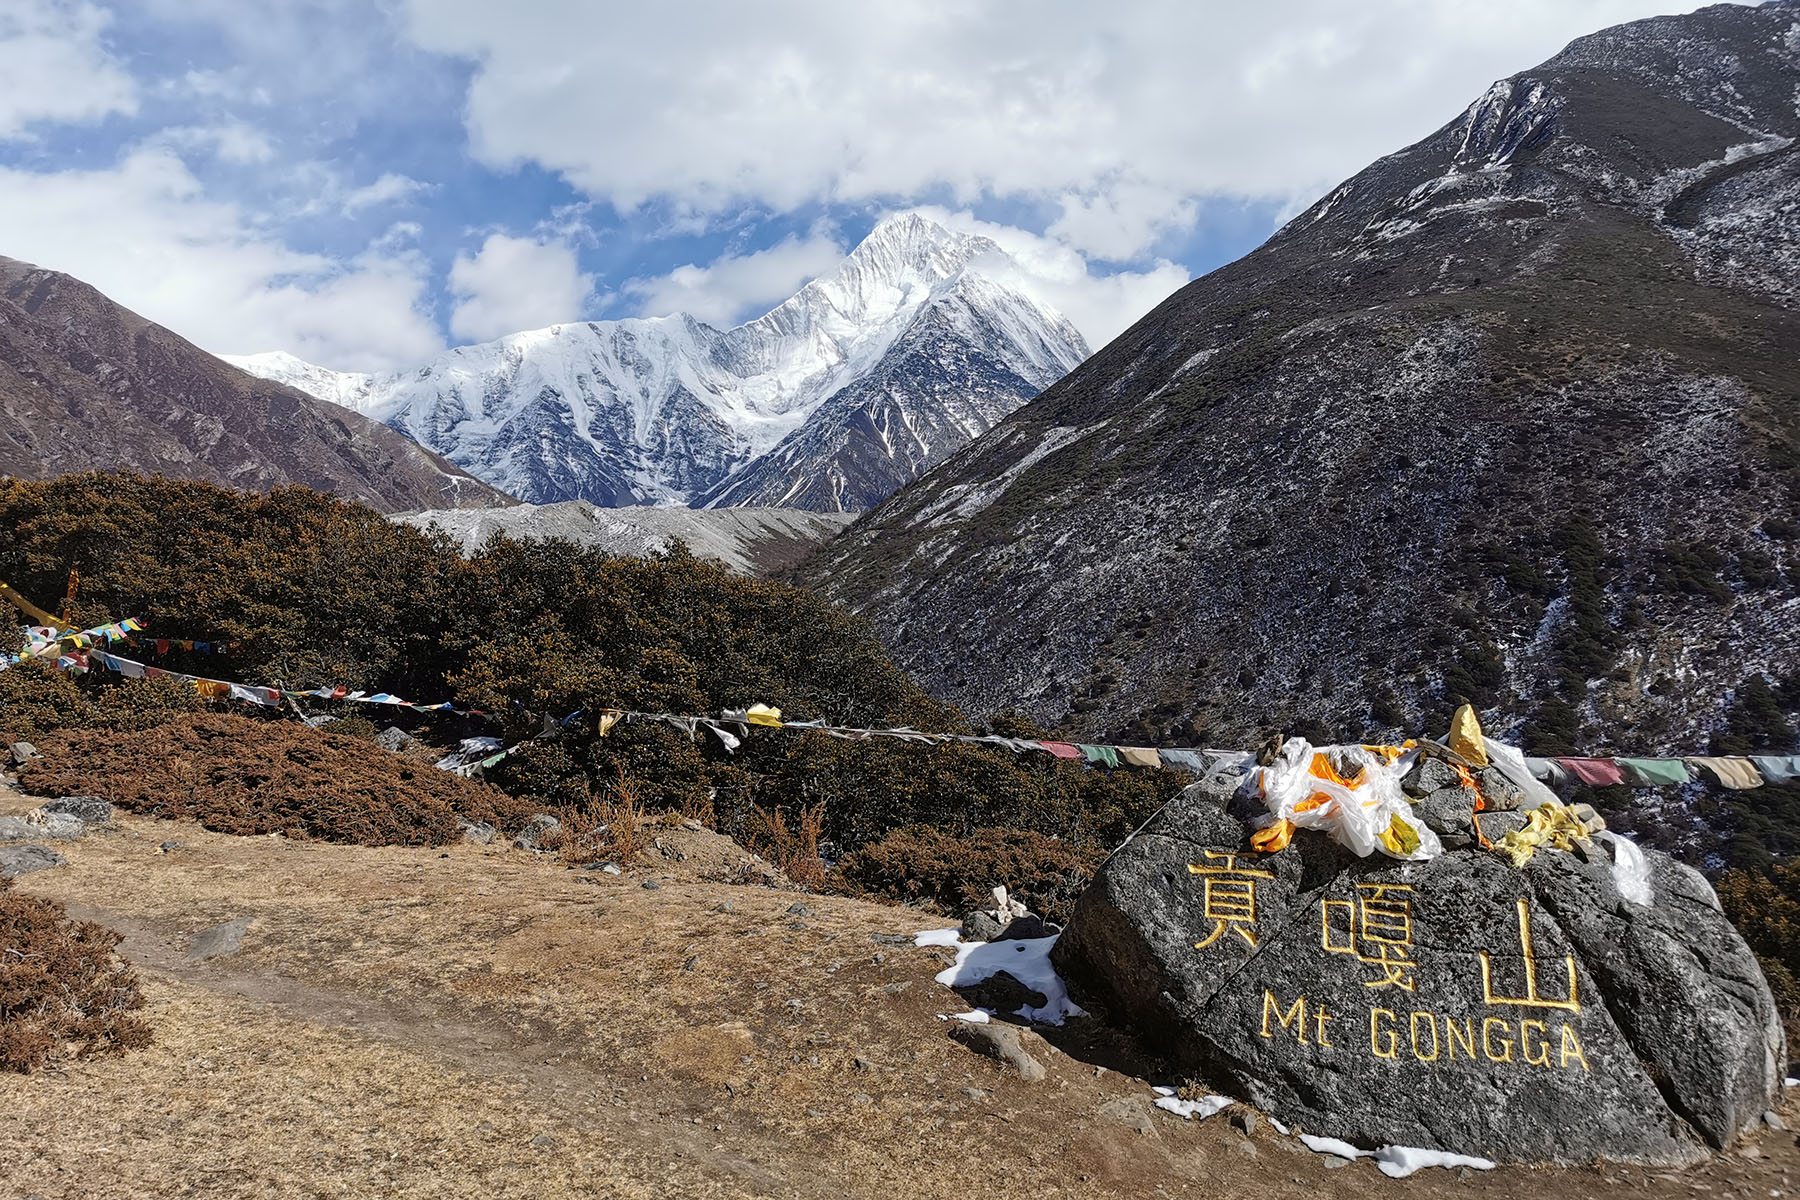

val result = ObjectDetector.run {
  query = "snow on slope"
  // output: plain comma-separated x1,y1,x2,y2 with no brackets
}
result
395,500,855,575
220,349,377,412
226,214,1088,512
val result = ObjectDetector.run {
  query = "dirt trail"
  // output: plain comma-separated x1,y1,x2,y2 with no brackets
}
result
4,786,1800,1198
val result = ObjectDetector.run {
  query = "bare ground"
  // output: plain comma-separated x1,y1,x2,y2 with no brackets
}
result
2,783,1798,1199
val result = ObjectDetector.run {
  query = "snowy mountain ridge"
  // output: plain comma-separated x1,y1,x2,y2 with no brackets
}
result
225,213,1089,511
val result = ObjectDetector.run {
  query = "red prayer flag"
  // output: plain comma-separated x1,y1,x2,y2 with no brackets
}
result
1555,756,1626,788
1039,741,1084,760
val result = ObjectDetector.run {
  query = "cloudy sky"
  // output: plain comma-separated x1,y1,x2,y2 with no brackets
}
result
0,0,1740,371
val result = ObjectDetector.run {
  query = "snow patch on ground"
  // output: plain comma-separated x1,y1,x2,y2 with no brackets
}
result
1148,1086,1232,1121
1297,1132,1495,1177
913,928,1085,1025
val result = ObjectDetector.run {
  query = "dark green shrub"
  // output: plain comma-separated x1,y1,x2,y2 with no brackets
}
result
834,825,1104,924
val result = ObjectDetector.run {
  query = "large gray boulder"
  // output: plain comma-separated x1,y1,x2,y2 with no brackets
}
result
1051,775,1783,1167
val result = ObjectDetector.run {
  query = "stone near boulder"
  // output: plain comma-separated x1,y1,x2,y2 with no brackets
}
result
960,910,1050,943
374,726,417,753
512,813,561,852
457,818,497,846
8,741,37,767
189,916,254,961
0,844,65,877
39,796,112,826
960,909,1009,942
950,1021,1047,1082
28,812,85,841
1051,776,1784,1167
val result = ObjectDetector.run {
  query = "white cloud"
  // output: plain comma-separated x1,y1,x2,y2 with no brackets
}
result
903,207,1189,349
624,226,847,326
400,0,1747,260
448,234,594,342
343,172,430,214
160,121,276,164
0,0,137,138
0,149,444,372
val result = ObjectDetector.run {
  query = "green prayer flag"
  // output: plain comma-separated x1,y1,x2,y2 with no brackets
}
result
1616,757,1691,786
1078,744,1120,769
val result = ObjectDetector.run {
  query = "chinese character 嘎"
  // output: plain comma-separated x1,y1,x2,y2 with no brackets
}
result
1322,883,1419,991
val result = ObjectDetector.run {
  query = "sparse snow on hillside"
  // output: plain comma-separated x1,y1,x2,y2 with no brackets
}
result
395,500,855,575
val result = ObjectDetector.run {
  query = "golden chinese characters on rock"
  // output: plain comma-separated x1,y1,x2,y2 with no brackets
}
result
1191,852,1591,1073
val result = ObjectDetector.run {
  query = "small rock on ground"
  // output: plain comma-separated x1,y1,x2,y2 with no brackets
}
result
511,813,560,851
374,727,417,753
457,818,496,846
1096,1096,1157,1136
189,916,254,961
950,1022,1048,1083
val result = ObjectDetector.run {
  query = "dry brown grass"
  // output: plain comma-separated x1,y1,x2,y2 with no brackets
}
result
8,783,1800,1200
747,800,828,889
555,762,654,865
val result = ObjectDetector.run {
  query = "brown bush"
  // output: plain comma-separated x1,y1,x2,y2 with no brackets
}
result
1719,861,1800,1041
833,825,1104,925
0,658,210,746
0,876,150,1073
20,714,534,847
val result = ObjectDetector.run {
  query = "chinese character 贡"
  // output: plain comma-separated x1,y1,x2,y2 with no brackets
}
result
1188,851,1275,950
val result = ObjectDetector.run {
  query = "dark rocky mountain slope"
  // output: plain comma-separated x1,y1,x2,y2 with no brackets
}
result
0,256,509,512
807,1,1800,760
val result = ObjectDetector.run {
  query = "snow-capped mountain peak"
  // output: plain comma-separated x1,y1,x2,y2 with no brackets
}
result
224,213,1089,511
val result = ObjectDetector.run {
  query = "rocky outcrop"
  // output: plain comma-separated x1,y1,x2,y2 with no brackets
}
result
1051,775,1784,1166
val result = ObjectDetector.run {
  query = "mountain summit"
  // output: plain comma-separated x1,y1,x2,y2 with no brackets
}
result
808,1,1800,760
229,213,1089,512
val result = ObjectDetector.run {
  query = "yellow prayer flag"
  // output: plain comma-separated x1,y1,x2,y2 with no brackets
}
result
1447,704,1490,767
746,703,783,728
1250,819,1295,853
595,711,620,737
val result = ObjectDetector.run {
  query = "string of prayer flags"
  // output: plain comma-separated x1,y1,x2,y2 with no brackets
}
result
130,635,234,656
